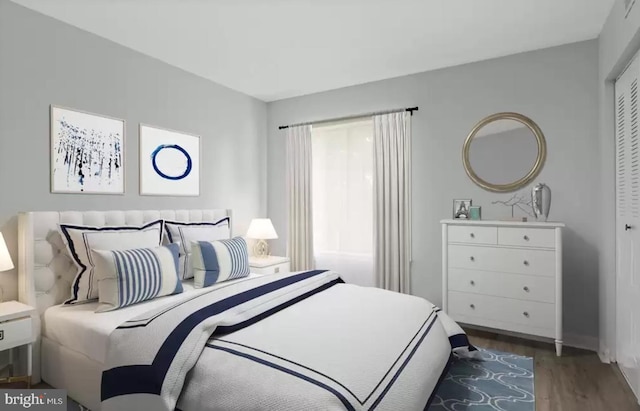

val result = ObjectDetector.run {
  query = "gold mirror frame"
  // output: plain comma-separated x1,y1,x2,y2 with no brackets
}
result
462,112,547,193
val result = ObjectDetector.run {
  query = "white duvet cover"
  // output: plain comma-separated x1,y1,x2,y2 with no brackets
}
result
99,270,475,411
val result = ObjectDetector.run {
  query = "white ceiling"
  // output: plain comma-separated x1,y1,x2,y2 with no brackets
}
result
11,0,614,102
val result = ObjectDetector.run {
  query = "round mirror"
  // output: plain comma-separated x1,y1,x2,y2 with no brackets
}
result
463,112,546,193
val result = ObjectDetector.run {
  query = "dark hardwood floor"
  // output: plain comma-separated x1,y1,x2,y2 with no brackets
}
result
466,328,640,411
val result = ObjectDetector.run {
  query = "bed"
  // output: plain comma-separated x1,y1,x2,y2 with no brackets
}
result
18,209,473,411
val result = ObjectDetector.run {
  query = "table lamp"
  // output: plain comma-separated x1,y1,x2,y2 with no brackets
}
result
246,219,278,258
0,233,14,273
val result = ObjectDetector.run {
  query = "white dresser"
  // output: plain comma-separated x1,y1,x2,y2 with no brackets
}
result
441,219,564,356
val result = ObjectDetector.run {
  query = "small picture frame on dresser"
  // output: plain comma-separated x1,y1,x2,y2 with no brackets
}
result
453,199,472,219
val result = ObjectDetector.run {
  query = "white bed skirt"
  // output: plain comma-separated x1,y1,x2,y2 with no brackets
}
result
42,336,102,411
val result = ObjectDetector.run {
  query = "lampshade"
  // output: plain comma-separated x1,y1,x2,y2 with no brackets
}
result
246,219,278,240
0,233,14,272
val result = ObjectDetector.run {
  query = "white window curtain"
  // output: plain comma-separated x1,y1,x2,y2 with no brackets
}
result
373,112,412,293
286,125,315,271
312,119,375,287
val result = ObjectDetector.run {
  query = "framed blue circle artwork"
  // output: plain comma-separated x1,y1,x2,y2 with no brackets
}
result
151,144,192,180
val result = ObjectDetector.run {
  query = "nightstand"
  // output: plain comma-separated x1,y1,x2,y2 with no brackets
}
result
0,301,36,388
249,256,291,275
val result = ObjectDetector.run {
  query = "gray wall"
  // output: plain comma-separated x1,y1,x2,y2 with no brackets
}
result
598,0,640,361
0,1,268,301
267,40,600,344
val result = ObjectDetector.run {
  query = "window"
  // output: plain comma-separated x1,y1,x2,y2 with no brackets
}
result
312,118,374,286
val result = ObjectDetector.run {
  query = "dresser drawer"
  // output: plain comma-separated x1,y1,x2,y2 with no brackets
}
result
448,245,555,277
448,225,497,245
0,317,33,351
448,268,555,303
498,227,555,248
448,291,555,330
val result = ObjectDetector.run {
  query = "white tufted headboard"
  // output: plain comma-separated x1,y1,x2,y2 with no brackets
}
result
17,209,231,382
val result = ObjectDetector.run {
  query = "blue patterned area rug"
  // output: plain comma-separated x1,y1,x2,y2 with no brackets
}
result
429,348,534,411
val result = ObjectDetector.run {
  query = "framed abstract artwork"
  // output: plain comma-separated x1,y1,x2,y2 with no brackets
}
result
50,105,125,194
139,124,200,196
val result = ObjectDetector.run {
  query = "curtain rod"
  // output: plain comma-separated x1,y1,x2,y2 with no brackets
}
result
278,106,418,130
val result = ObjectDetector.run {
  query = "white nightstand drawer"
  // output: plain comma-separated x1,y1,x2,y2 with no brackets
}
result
251,262,290,275
249,256,291,275
0,317,33,351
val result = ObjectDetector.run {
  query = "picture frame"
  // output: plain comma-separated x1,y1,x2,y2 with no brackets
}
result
50,105,125,194
453,199,472,219
139,124,201,196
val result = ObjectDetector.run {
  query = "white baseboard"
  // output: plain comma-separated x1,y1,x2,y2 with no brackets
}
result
563,333,599,352
463,324,599,353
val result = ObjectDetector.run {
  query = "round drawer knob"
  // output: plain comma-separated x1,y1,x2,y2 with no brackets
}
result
523,286,530,292
470,256,475,262
470,233,475,238
523,260,529,266
470,280,475,286
523,312,530,318
523,235,530,241
470,304,475,309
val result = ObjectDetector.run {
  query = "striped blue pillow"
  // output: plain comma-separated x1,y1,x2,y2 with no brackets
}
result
191,237,250,288
92,243,183,311
164,217,231,280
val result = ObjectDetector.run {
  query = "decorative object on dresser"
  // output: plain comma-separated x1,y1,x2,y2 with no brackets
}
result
0,301,36,388
50,105,125,194
248,256,290,275
453,199,472,219
463,112,546,193
246,218,278,257
139,124,201,196
0,233,14,273
491,192,535,219
531,183,552,221
469,206,481,220
441,219,564,356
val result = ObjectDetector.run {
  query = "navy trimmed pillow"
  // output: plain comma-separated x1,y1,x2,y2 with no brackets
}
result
164,217,231,280
91,243,183,312
59,220,165,305
191,237,250,288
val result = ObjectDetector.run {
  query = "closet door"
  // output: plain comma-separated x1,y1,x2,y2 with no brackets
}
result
615,54,640,400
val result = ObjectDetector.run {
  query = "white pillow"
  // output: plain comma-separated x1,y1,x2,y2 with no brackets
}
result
59,220,165,304
91,243,183,312
164,217,230,280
